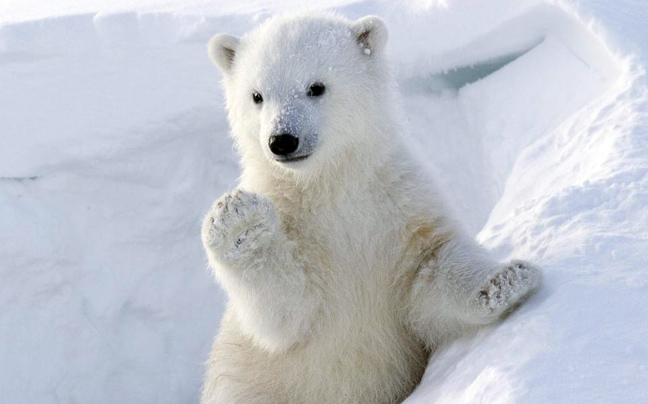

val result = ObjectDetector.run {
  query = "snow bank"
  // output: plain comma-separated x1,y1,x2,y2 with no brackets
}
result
1,0,646,403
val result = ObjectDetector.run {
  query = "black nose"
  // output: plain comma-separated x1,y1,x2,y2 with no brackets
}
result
269,134,299,156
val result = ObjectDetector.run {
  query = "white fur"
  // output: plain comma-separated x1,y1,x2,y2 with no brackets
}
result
201,12,541,404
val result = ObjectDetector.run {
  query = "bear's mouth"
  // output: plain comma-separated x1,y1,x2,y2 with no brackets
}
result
276,154,311,163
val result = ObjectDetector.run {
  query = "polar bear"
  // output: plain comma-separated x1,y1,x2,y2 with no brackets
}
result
200,12,541,404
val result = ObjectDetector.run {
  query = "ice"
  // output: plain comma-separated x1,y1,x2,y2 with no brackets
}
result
1,0,647,403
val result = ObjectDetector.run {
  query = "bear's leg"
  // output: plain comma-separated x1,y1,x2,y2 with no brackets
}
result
202,189,322,351
406,236,541,345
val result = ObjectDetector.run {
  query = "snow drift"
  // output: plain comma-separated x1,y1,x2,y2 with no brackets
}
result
1,0,647,403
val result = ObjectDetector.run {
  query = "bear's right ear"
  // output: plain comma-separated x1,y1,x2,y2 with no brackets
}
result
208,34,241,74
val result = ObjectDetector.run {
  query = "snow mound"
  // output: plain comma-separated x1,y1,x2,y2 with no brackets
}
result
1,0,647,403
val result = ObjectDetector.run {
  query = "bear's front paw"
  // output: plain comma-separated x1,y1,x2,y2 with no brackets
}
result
202,189,277,262
475,260,541,322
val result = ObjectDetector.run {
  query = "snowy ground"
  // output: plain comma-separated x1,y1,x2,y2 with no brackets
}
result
1,0,647,403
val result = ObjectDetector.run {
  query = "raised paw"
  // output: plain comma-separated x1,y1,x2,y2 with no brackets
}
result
475,260,541,321
201,189,277,262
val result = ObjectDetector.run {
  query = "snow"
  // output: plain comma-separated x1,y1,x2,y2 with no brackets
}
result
1,0,647,403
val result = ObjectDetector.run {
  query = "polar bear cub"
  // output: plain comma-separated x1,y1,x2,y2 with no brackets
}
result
200,12,541,404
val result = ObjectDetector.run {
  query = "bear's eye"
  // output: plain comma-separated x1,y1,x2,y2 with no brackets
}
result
252,91,263,104
307,83,326,97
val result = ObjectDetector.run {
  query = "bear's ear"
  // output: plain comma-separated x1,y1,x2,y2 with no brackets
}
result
208,34,241,74
351,16,388,57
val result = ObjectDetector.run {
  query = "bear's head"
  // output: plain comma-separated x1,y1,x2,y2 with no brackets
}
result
208,13,392,181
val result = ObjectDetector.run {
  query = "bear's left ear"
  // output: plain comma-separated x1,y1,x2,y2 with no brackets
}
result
351,16,388,57
208,33,241,74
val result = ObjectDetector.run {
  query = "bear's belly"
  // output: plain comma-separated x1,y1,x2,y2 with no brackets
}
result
209,306,429,404
298,316,428,403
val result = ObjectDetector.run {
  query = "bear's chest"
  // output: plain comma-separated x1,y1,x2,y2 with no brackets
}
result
281,196,408,275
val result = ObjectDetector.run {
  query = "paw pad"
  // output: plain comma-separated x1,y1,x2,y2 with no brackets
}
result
201,190,277,261
476,260,541,318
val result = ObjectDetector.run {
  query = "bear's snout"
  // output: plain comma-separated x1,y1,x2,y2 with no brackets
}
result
269,134,299,156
